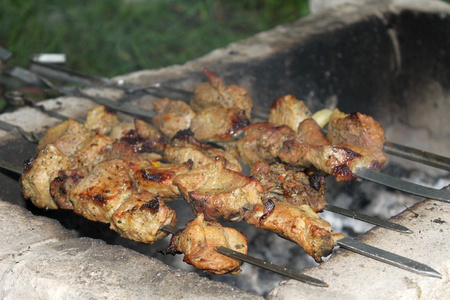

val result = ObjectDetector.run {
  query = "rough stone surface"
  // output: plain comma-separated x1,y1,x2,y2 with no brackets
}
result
0,200,262,300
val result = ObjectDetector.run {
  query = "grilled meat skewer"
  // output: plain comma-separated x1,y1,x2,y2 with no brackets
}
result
0,110,413,232
0,160,328,285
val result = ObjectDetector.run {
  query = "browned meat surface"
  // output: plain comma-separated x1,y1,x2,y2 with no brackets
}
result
71,134,115,169
250,161,327,212
152,97,196,138
164,129,242,172
49,168,86,209
162,214,247,275
173,157,263,222
244,200,343,262
297,118,329,146
21,144,75,209
189,106,250,142
84,105,119,135
133,119,166,152
191,69,252,119
37,119,90,156
236,122,297,166
69,159,134,223
278,138,361,181
268,94,312,131
129,159,193,201
327,109,387,171
110,192,177,244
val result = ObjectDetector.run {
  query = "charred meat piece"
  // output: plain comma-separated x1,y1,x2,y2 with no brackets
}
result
110,192,177,244
327,109,387,172
162,214,247,275
164,129,242,172
21,144,75,209
236,122,298,166
268,94,312,132
49,168,86,209
109,122,135,141
250,161,327,212
189,106,250,142
152,97,196,138
37,119,90,156
133,119,166,152
69,159,134,223
173,157,263,222
244,200,344,262
191,69,252,119
129,159,193,201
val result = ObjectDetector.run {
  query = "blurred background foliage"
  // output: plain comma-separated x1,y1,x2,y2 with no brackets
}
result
0,0,310,78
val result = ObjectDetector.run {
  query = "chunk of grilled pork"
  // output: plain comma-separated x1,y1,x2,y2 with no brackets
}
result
250,161,327,212
21,144,74,209
244,200,344,263
326,109,387,171
191,69,253,120
69,158,134,223
173,157,263,222
161,214,247,275
164,129,242,172
236,122,297,166
151,97,196,139
189,106,250,142
37,118,90,156
110,192,177,244
268,94,312,132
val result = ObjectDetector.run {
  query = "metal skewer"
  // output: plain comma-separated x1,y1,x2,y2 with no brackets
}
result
336,236,442,278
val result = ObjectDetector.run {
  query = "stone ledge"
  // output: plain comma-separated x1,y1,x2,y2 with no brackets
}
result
0,200,262,300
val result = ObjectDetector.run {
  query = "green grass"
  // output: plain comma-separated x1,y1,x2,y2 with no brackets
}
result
0,0,309,78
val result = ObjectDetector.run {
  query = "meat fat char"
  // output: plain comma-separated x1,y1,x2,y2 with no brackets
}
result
250,161,327,212
110,192,177,244
69,159,134,223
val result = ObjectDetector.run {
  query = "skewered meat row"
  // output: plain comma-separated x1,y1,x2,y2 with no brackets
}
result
237,114,386,181
187,71,387,181
20,70,389,272
170,152,339,262
20,107,248,274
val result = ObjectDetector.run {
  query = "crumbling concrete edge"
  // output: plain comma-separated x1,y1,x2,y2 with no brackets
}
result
0,200,262,300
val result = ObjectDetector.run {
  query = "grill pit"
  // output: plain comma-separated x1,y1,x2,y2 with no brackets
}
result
0,0,449,298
